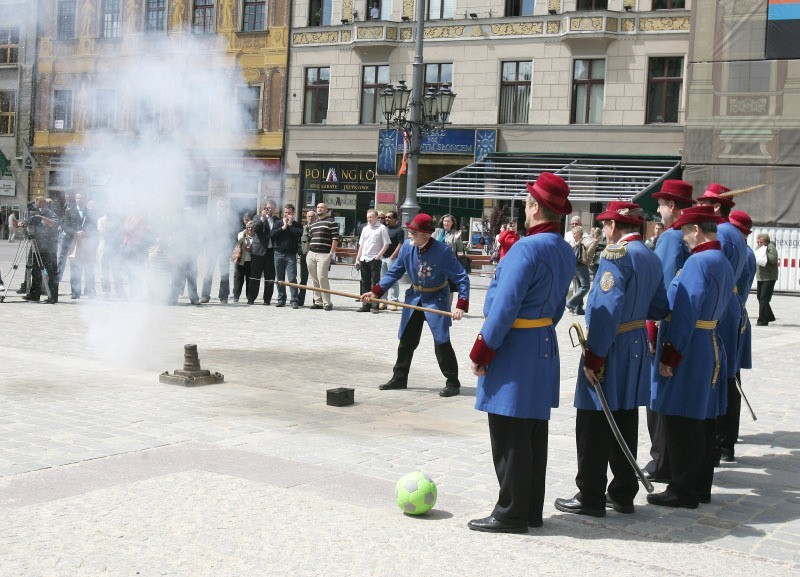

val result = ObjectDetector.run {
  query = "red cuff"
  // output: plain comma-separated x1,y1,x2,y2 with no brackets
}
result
583,347,605,372
455,298,469,313
469,334,495,366
660,342,683,368
646,320,658,344
371,284,385,298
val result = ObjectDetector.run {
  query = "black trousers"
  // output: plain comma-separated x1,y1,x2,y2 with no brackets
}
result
29,248,58,302
233,261,251,300
662,414,716,505
359,259,382,309
488,413,548,526
298,252,309,305
389,309,459,389
756,280,776,323
575,408,639,509
247,249,275,304
644,407,671,480
716,375,741,455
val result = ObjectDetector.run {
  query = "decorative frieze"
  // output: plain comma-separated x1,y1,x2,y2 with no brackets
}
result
639,16,690,32
293,31,339,44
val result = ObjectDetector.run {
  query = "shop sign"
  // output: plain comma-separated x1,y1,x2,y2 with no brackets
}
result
322,193,358,209
0,179,15,196
303,162,376,194
376,192,395,203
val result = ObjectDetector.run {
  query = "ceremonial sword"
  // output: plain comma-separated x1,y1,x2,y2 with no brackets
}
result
569,322,655,493
735,373,757,421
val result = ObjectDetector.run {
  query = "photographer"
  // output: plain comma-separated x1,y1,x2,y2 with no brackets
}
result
22,197,60,303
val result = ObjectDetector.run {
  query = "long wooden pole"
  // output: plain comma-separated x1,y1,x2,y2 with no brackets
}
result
268,280,455,318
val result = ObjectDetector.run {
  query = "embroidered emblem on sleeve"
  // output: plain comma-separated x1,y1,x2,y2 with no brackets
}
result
601,242,627,260
600,271,615,292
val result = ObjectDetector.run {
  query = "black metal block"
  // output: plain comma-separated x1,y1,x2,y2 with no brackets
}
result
327,387,355,407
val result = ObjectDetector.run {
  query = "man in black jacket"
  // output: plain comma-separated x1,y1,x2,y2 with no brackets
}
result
61,193,97,299
23,197,60,303
247,200,278,305
271,203,303,308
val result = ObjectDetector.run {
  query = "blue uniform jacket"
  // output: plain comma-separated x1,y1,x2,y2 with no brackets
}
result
651,243,734,420
474,228,575,420
737,247,757,370
377,239,469,344
716,222,747,380
654,227,690,282
575,238,669,411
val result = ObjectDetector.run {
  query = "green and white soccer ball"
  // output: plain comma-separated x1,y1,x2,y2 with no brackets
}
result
395,471,437,515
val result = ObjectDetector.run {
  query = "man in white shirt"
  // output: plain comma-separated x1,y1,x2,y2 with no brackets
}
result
356,209,390,313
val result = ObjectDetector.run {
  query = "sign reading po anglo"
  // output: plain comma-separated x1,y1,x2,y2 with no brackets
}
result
302,161,377,194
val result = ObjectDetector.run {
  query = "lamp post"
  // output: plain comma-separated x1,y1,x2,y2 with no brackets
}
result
380,2,456,223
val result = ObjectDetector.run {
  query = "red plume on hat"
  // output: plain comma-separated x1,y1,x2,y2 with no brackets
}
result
651,179,695,206
596,201,644,225
671,205,725,230
696,183,735,207
405,212,435,234
729,210,753,236
525,172,572,215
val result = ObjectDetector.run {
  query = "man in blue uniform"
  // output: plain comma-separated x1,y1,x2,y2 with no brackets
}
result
643,179,695,483
467,172,575,533
648,205,734,509
716,209,757,462
361,213,469,397
554,202,668,518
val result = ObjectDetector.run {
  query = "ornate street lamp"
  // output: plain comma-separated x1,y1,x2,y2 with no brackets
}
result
380,10,457,223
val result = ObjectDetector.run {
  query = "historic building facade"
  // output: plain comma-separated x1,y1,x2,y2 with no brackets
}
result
285,0,691,234
31,0,288,217
0,0,37,216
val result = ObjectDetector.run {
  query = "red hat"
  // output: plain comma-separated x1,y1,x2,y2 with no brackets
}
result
651,180,695,206
672,205,725,230
525,172,572,215
405,212,435,234
696,183,735,207
729,210,753,236
596,201,645,225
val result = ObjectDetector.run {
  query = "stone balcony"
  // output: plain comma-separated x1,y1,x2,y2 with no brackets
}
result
290,10,690,49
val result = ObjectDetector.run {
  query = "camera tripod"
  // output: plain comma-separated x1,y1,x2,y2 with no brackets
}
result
0,231,52,303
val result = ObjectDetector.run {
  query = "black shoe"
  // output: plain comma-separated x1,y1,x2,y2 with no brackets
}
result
554,497,606,517
699,495,711,504
646,490,698,509
605,493,635,514
324,304,333,311
756,320,769,326
22,294,40,302
247,300,255,305
275,302,285,307
220,299,228,304
439,386,460,397
467,516,528,534
575,308,585,316
310,303,323,309
291,303,299,309
44,297,57,304
379,380,407,390
357,304,371,312
720,448,735,463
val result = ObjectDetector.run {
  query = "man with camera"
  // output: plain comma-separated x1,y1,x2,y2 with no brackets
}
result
22,196,59,303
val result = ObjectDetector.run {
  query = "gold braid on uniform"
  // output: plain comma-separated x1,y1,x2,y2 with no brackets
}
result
600,241,628,261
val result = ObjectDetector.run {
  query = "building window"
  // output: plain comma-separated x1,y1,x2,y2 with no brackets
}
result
304,67,330,124
428,0,455,20
237,86,261,130
193,0,215,34
53,90,73,130
145,0,167,32
57,0,77,40
101,0,122,38
499,61,531,124
0,28,19,65
577,0,607,9
242,0,266,31
646,57,683,124
505,0,534,17
652,0,685,9
360,65,390,124
424,63,453,91
367,1,390,20
571,59,604,124
0,91,15,135
94,89,116,130
308,0,332,26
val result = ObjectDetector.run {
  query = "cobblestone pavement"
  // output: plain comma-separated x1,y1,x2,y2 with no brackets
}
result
1,242,798,576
